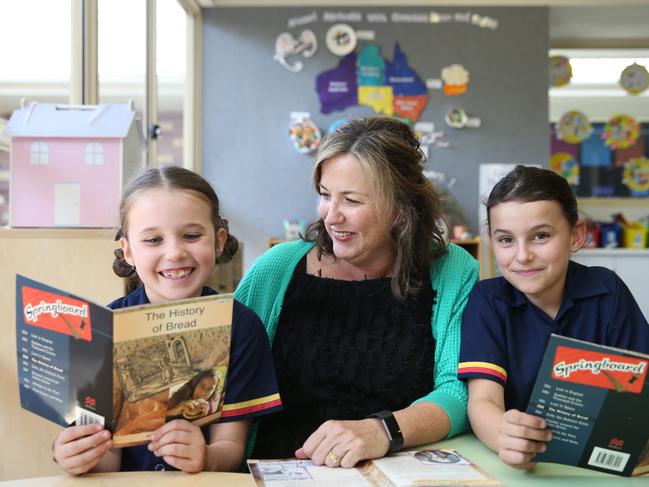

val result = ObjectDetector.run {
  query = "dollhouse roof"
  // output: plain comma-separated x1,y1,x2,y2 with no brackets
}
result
4,102,137,139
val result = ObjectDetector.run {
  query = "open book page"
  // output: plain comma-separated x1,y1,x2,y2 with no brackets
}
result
249,459,372,487
370,450,502,486
632,441,649,476
248,450,501,487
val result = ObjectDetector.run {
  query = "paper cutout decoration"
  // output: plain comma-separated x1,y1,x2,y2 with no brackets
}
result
602,114,639,150
555,110,592,144
444,107,481,129
414,122,449,150
289,115,321,154
622,157,649,194
549,55,572,87
441,64,469,96
327,118,348,134
550,152,580,187
325,24,357,56
274,30,318,73
619,62,649,95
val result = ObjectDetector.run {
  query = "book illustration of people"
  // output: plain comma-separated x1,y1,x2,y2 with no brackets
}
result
412,449,467,465
166,367,227,421
112,327,230,438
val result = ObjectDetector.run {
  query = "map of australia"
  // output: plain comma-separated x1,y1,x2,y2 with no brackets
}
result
315,43,428,122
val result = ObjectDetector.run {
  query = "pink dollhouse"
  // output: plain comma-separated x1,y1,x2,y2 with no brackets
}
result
4,101,144,227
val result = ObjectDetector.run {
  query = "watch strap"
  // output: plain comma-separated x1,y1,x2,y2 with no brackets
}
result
368,410,404,453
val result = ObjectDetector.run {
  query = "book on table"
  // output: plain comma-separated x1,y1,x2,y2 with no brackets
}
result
16,274,232,447
526,334,649,476
248,449,502,486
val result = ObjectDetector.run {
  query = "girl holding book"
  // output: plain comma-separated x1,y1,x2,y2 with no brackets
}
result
52,166,281,475
458,165,649,469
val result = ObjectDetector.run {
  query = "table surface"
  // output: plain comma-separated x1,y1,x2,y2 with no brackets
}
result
434,433,648,486
1,434,646,486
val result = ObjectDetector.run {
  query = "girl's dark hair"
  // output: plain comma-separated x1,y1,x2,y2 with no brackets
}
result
486,164,579,229
305,117,447,300
113,166,238,292
167,369,219,409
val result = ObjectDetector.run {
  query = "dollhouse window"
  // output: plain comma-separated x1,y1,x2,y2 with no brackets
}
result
29,141,49,165
84,142,104,165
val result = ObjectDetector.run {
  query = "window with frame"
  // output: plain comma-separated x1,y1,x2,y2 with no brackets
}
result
84,141,104,165
29,141,49,165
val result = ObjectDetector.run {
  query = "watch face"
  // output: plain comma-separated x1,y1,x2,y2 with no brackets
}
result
620,63,649,95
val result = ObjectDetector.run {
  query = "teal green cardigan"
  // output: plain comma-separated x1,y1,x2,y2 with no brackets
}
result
235,240,479,446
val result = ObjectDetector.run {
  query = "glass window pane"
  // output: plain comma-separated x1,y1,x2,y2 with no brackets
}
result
0,0,71,225
157,0,186,166
98,0,146,122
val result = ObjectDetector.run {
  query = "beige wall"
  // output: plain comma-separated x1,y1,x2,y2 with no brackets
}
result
0,229,123,480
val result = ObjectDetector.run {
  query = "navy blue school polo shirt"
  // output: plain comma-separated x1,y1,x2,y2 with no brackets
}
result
107,286,282,472
458,261,649,412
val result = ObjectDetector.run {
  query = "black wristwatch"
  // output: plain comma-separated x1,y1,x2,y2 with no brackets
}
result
367,410,404,453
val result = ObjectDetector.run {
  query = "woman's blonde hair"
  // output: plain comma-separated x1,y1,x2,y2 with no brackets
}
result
306,117,447,299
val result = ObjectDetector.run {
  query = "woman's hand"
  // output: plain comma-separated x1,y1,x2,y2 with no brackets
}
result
148,419,206,473
496,409,552,470
295,419,389,468
52,424,113,475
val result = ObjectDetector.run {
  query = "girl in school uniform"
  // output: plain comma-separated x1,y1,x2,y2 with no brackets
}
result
458,165,649,469
52,166,281,475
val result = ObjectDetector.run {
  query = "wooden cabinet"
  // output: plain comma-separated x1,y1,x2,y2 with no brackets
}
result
571,248,649,319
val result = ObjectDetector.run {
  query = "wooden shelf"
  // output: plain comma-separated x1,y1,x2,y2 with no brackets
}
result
578,197,649,208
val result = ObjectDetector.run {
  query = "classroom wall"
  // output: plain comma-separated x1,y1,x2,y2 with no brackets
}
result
201,6,549,268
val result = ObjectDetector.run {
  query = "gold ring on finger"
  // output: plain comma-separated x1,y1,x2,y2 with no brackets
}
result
327,450,341,465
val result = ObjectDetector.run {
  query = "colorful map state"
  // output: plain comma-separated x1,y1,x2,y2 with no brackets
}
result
316,42,429,122
315,53,358,115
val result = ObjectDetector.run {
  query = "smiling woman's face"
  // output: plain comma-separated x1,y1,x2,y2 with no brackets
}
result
318,154,396,273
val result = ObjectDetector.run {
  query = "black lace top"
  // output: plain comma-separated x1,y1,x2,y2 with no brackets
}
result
252,256,436,459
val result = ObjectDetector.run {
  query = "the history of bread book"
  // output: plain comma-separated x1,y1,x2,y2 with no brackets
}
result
16,274,232,448
526,334,649,477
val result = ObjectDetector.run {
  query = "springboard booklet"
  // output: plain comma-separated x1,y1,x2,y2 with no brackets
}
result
16,274,232,448
526,334,649,477
248,450,502,486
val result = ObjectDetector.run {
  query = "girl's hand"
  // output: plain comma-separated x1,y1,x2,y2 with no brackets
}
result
497,409,552,470
295,419,390,468
149,419,206,473
52,424,113,476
